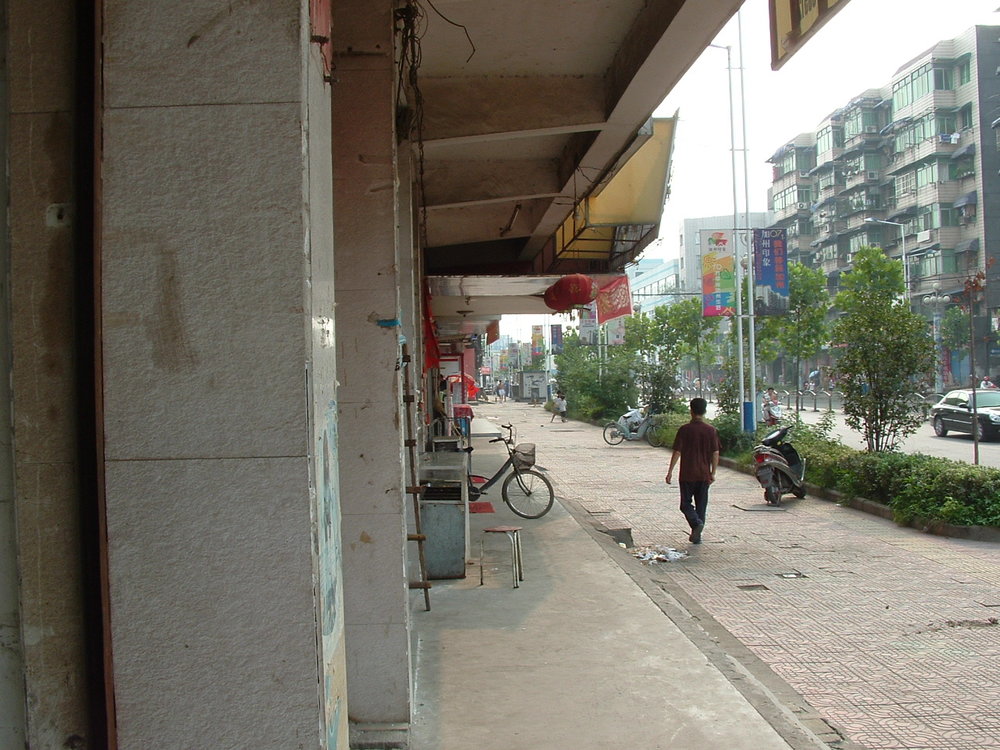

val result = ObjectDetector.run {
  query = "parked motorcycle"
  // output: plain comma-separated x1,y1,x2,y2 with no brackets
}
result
603,406,663,447
752,426,806,506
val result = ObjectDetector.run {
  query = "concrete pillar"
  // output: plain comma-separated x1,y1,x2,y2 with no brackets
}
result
332,0,413,741
6,0,85,745
100,2,347,747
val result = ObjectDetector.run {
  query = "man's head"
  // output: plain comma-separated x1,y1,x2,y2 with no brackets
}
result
689,397,707,416
767,387,776,396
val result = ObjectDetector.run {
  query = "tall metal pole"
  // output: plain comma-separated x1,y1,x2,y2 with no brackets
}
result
738,12,757,429
721,43,745,423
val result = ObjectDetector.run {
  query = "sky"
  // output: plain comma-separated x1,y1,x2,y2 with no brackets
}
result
647,0,1000,259
502,0,1000,341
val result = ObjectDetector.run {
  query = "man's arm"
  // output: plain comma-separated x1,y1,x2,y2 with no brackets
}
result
709,450,719,484
665,449,680,484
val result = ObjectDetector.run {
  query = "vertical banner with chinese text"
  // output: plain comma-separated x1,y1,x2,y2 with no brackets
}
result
550,324,563,354
579,303,598,345
701,230,735,317
752,228,789,315
531,326,544,357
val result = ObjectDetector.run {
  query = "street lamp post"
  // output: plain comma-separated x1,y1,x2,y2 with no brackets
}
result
865,217,908,301
922,283,949,394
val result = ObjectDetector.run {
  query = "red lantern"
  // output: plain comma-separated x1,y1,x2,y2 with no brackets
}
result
543,274,596,312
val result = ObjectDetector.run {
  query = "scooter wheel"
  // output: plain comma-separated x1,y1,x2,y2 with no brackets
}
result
765,485,782,506
792,487,806,499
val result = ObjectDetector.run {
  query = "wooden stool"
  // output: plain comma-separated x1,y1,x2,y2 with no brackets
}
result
479,525,524,588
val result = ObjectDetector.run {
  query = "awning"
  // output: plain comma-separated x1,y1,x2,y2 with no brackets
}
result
880,116,913,136
887,205,917,221
953,191,977,208
811,194,837,211
950,142,976,159
955,237,980,254
554,116,676,259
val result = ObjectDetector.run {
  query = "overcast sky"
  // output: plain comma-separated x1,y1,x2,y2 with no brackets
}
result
502,0,1000,340
646,0,1000,260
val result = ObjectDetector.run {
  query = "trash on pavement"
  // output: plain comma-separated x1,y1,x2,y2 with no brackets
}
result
629,545,688,563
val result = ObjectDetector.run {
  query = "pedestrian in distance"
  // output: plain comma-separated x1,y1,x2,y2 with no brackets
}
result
665,397,721,545
762,387,781,426
550,391,567,422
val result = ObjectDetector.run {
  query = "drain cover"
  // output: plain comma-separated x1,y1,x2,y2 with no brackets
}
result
737,584,769,591
777,571,807,579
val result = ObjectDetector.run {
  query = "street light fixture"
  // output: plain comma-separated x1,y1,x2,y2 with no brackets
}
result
922,282,949,394
865,217,908,301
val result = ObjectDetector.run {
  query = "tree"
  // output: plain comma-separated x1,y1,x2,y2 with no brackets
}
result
831,246,935,452
624,312,681,412
940,304,969,357
660,297,722,393
757,262,830,390
553,330,635,420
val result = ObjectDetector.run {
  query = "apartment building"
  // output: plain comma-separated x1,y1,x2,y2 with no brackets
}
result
627,257,685,314
766,26,1000,377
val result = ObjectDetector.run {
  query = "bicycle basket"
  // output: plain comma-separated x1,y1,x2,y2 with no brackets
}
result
512,443,536,469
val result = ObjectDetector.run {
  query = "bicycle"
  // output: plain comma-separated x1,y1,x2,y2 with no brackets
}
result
467,423,555,519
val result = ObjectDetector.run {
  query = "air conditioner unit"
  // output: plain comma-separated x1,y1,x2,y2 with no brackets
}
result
865,126,879,133
917,229,933,243
866,171,879,180
796,202,808,209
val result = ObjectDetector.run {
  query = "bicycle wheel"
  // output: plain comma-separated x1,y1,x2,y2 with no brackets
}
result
645,423,664,447
502,469,555,519
603,423,625,445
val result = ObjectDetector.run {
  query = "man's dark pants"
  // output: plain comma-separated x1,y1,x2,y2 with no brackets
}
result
679,480,710,529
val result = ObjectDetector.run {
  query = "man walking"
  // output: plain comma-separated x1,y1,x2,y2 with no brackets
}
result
665,397,721,544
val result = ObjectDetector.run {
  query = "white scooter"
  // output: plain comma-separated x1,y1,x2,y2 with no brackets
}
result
752,426,806,506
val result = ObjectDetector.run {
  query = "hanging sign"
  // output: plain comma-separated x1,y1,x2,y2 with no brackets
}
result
702,230,736,317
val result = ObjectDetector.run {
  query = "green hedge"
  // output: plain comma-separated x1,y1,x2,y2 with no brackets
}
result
716,413,1000,529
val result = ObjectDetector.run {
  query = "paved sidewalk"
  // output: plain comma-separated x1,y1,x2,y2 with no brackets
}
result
409,415,839,750
478,402,1000,750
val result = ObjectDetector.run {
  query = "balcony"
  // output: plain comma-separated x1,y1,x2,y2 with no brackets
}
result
844,169,880,190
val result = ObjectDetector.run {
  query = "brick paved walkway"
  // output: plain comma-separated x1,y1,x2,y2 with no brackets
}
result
480,402,1000,750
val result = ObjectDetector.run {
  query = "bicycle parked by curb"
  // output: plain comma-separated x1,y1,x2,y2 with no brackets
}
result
468,423,555,519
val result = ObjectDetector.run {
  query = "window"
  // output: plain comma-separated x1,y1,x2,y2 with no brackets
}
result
933,66,953,90
960,104,974,130
958,58,971,85
895,172,916,195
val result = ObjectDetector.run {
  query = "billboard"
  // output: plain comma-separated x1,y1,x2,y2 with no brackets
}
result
701,230,736,317
753,228,790,315
770,0,852,70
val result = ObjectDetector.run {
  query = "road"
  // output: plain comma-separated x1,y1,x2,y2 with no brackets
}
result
778,405,1000,468
474,400,1000,750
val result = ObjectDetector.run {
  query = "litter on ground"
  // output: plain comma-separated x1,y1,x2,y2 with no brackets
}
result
628,545,688,563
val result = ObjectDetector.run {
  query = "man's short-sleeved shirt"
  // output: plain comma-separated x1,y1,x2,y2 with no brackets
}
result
671,420,722,482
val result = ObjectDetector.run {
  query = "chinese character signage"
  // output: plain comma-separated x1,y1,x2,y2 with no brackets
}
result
701,230,736,317
596,276,633,324
753,228,789,316
578,302,598,345
531,325,544,356
550,324,563,354
606,317,627,346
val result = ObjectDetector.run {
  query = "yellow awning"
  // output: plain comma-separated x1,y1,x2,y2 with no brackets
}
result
585,117,676,226
553,115,676,260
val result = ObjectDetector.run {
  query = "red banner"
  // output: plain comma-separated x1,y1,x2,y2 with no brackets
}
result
596,276,633,324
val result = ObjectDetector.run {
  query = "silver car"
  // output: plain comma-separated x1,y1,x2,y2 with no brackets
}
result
930,389,1000,440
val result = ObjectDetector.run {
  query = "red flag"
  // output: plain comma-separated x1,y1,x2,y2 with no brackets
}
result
422,281,440,371
486,320,500,345
596,276,633,324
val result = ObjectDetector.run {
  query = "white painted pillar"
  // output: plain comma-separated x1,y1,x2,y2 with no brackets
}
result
332,0,413,738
